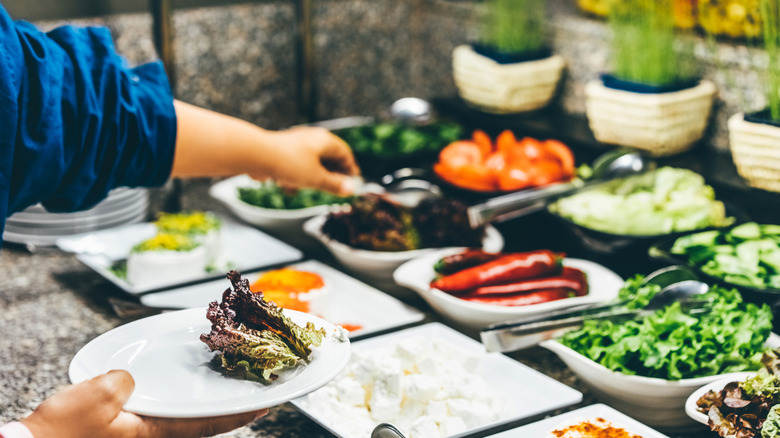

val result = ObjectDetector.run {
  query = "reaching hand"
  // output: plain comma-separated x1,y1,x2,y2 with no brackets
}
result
21,370,267,438
261,126,360,195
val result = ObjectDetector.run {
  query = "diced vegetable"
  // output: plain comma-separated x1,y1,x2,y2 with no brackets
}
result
238,181,351,210
671,223,780,290
549,167,734,235
334,121,463,157
433,130,576,192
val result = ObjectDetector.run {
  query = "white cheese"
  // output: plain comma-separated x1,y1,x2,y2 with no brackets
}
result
300,335,506,438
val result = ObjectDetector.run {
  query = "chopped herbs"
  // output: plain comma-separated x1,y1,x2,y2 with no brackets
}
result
238,181,351,210
334,122,462,157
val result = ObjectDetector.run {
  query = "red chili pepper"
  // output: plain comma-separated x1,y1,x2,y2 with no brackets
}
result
433,250,502,276
430,250,562,293
462,288,576,307
458,267,588,297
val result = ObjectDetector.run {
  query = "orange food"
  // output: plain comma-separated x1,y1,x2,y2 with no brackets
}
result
434,130,575,192
261,289,310,312
339,323,364,332
250,268,326,313
250,268,324,293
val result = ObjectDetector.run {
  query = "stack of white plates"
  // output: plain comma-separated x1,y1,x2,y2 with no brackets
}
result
4,188,149,247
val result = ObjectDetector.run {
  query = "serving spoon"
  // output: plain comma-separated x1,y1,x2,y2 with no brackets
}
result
480,266,709,353
371,423,407,438
388,97,434,126
466,148,655,228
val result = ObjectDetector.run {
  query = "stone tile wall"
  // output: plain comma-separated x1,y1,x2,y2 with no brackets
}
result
32,0,772,157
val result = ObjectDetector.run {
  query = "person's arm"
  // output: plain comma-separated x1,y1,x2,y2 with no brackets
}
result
16,370,266,438
171,101,360,195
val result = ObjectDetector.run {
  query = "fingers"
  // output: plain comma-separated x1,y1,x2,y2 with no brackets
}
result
319,171,355,196
318,130,360,177
138,409,268,438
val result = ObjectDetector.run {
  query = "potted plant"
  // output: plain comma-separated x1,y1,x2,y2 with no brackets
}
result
585,0,717,156
729,0,780,193
452,0,565,114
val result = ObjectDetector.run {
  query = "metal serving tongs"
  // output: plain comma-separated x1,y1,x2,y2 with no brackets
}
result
467,148,655,228
479,266,710,353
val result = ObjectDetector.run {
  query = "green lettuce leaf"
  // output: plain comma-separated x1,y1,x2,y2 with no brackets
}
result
560,279,773,380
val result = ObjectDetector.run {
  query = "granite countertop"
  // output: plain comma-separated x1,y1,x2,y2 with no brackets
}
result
0,190,717,438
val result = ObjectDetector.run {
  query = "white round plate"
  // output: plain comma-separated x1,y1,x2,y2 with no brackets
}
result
3,212,147,247
69,308,350,418
393,249,622,328
7,197,148,230
684,371,755,426
10,189,146,222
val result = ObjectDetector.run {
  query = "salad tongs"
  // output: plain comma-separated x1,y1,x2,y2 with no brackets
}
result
480,266,710,353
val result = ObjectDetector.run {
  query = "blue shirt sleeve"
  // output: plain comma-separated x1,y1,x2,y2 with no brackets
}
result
0,3,177,238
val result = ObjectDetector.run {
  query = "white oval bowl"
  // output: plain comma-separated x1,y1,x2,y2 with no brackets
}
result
541,335,780,430
684,371,756,427
209,175,340,232
303,215,504,283
393,248,623,329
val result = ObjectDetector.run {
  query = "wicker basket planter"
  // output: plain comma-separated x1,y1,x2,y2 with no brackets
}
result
584,79,717,156
729,112,780,193
452,44,565,114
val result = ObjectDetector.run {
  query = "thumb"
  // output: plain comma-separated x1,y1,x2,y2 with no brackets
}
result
90,370,135,411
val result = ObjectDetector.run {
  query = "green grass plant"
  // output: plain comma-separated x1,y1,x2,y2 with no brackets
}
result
481,0,547,54
760,0,780,120
609,0,697,86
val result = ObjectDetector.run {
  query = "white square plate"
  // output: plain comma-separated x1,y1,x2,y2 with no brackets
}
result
56,219,303,294
138,260,426,338
291,322,583,437
486,403,669,437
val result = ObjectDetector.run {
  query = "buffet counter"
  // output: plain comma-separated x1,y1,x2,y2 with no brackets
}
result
0,186,723,438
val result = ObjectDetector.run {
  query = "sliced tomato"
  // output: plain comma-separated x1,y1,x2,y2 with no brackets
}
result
520,137,553,162
438,140,483,169
484,151,507,172
544,139,575,178
529,160,564,187
496,130,519,155
497,166,532,191
471,130,493,157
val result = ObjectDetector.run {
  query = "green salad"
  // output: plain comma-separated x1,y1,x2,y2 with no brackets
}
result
237,182,351,210
559,275,773,380
334,122,463,157
671,222,780,290
549,167,734,235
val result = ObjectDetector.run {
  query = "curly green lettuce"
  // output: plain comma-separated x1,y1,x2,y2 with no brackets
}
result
200,271,326,382
559,278,773,380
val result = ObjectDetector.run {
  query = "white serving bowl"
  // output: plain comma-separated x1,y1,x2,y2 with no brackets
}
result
209,175,338,233
541,335,780,430
393,249,623,329
303,215,504,287
684,371,755,427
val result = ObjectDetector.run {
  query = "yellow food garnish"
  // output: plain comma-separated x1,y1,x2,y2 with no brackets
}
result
132,233,199,253
155,211,221,235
